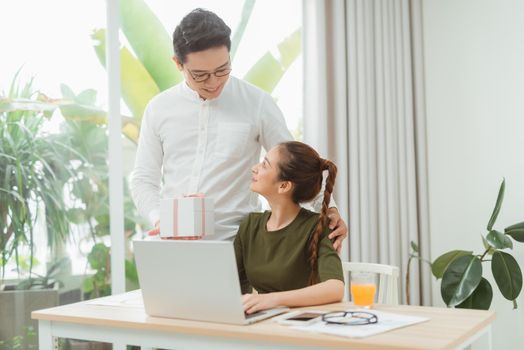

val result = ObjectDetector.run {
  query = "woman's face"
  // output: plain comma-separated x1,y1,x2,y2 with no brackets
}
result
250,146,283,196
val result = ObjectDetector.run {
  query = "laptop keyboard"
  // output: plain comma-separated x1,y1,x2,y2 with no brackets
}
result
245,311,267,319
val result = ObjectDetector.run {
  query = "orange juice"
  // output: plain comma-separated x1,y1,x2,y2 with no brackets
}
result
351,283,376,307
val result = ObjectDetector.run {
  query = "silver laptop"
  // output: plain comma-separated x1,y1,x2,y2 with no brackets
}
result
133,239,288,325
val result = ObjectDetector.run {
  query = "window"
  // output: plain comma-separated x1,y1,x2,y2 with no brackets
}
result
0,1,302,348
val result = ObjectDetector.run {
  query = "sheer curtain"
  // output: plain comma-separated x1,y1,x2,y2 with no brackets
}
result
303,0,431,305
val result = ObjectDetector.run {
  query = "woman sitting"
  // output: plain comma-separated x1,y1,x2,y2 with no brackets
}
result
234,141,344,314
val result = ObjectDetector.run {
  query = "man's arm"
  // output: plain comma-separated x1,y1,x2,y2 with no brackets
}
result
130,104,163,227
258,93,294,149
303,179,348,252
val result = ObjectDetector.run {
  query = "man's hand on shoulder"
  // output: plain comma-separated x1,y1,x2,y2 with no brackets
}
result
326,208,348,254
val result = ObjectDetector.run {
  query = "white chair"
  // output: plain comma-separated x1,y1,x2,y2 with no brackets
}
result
342,262,400,305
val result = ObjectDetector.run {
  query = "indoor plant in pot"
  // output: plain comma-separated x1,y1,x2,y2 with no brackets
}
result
0,75,72,347
431,179,523,310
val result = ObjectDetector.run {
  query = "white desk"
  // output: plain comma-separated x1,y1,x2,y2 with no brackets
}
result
32,291,495,350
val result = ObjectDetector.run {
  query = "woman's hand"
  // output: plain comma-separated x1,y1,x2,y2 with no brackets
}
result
327,208,348,254
242,293,280,314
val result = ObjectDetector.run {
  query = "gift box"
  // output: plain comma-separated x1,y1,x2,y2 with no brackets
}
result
159,194,215,239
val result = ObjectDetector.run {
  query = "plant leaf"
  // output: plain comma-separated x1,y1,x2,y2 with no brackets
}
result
455,277,493,310
487,178,505,231
59,104,107,124
76,89,97,105
441,255,482,307
60,84,76,100
410,241,419,253
83,277,94,293
491,251,523,300
92,29,160,122
125,259,139,286
120,46,161,120
122,122,140,143
481,235,496,256
244,29,301,93
231,0,256,60
66,208,87,225
0,98,58,114
505,221,524,232
88,243,110,270
119,0,182,90
505,229,524,243
504,222,524,243
432,250,473,279
486,230,513,249
4,75,106,126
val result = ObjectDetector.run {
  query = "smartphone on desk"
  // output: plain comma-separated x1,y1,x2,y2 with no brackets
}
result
275,310,325,326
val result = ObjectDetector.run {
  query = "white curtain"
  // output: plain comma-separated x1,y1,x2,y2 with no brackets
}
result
303,0,432,305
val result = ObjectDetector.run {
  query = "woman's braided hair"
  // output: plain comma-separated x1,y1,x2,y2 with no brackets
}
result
276,141,337,285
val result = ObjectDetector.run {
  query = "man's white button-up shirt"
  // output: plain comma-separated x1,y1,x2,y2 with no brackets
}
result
131,76,293,240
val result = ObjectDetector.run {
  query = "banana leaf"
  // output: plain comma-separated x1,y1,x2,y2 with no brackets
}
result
119,0,182,90
231,0,256,60
92,28,160,123
1,95,139,143
244,29,302,93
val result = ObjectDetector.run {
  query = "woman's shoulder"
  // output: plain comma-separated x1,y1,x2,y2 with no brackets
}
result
300,207,319,218
243,210,269,222
298,208,330,238
238,211,270,235
298,208,321,225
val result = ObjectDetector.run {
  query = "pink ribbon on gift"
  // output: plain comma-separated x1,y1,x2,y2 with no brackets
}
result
184,193,205,198
184,193,206,238
171,193,207,239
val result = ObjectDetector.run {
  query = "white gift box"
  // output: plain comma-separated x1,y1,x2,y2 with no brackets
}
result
159,196,214,239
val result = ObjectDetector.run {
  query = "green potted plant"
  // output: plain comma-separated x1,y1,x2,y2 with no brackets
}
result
0,75,127,350
0,325,37,350
408,179,523,310
0,74,72,348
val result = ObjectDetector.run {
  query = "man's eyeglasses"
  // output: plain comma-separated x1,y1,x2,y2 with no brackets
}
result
187,66,232,83
322,311,378,326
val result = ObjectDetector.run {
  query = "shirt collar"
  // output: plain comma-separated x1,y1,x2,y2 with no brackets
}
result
180,77,233,104
181,80,202,101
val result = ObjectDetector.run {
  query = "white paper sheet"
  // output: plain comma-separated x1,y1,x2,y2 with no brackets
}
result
84,289,144,308
292,309,428,338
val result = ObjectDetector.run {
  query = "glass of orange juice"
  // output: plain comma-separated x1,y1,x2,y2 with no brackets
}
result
350,272,377,308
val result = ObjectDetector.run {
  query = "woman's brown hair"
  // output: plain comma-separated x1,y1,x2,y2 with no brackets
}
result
276,141,337,285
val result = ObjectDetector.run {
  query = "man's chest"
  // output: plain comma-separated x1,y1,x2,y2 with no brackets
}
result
156,108,259,159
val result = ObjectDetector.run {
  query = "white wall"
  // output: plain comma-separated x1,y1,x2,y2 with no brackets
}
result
423,0,524,349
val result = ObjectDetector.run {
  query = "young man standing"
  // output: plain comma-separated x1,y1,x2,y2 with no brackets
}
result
131,9,347,251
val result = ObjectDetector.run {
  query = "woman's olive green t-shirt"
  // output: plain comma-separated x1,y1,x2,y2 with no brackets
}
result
234,208,344,294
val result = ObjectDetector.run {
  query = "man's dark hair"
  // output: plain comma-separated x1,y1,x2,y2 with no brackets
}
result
173,8,232,64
